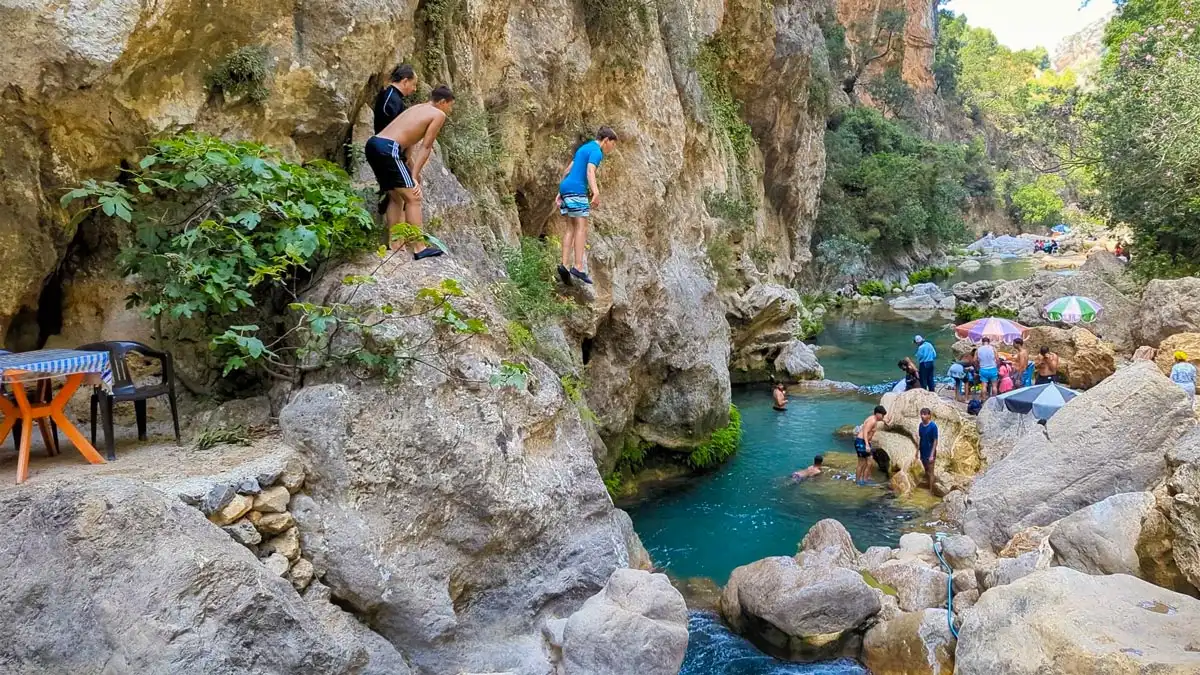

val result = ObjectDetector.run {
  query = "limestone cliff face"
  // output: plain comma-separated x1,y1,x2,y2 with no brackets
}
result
836,0,936,93
1,0,841,671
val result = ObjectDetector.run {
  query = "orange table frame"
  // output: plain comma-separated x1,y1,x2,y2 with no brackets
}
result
0,371,106,483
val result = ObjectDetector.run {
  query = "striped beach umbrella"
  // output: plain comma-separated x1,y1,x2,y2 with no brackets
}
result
954,317,1028,344
997,383,1079,421
1043,296,1103,324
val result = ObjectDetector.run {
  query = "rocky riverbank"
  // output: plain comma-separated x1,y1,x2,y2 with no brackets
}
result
711,355,1200,673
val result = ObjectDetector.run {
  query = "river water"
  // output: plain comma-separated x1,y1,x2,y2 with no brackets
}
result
627,259,1032,674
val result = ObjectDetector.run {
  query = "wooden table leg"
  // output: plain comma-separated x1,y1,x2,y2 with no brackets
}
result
47,375,105,467
10,382,34,484
0,397,17,447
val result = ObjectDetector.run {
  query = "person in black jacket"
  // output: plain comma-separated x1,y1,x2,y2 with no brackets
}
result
374,64,417,133
372,65,418,215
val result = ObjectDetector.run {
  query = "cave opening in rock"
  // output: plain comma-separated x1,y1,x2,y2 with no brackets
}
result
4,262,65,353
581,337,594,365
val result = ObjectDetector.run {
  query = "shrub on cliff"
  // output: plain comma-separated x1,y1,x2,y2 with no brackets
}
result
687,405,742,469
63,133,481,387
497,237,573,328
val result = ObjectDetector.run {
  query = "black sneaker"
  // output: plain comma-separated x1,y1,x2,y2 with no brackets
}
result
570,267,593,285
557,264,572,285
413,247,444,261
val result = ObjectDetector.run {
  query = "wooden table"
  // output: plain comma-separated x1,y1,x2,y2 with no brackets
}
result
0,350,113,483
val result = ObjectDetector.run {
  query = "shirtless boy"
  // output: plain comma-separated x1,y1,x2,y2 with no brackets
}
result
364,85,455,259
855,405,887,485
1036,346,1060,384
792,455,823,481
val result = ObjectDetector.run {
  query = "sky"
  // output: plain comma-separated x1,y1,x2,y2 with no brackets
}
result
945,0,1118,55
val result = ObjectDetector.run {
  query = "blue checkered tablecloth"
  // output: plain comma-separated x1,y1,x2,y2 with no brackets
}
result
0,349,113,393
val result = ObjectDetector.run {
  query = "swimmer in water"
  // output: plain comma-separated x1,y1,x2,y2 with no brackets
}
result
773,383,788,411
791,455,823,480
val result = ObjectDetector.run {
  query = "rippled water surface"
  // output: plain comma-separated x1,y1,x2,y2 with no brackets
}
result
681,612,868,675
627,388,922,584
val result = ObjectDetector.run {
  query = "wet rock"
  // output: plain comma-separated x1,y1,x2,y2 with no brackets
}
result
955,568,1200,674
871,559,948,612
1137,276,1200,348
208,494,253,527
223,519,263,547
0,479,366,671
560,569,688,675
253,485,291,514
720,556,881,661
862,609,956,675
773,340,824,382
797,519,860,569
964,362,1192,549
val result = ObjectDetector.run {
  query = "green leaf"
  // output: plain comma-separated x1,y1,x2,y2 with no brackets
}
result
60,188,90,208
138,154,159,169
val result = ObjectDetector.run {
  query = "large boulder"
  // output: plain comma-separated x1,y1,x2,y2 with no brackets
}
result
1154,332,1200,377
862,609,956,675
881,388,983,477
773,340,825,382
0,479,377,672
797,518,860,569
889,294,938,310
1021,325,1117,389
1048,492,1186,589
728,284,803,382
1166,427,1200,592
951,280,996,305
1080,250,1137,294
560,569,688,675
871,559,949,612
720,556,881,661
279,257,644,674
1138,277,1200,348
955,568,1200,675
963,362,1193,549
990,271,1137,349
976,397,1040,465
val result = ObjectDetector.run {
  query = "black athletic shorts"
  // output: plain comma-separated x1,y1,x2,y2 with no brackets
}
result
364,136,415,191
855,438,869,458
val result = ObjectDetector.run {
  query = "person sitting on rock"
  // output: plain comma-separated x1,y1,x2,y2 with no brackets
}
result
555,127,619,286
855,405,886,486
791,455,823,481
772,383,788,411
916,407,939,492
1170,351,1196,402
1035,346,1059,385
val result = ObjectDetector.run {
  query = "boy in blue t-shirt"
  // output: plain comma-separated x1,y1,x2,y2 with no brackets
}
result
917,407,939,491
555,127,619,285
